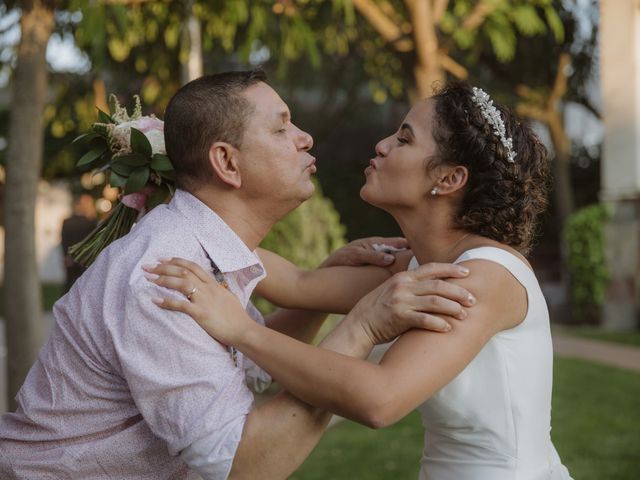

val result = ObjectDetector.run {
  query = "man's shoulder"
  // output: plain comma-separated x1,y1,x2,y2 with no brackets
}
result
90,206,205,291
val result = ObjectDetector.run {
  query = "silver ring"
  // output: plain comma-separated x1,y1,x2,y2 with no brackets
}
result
186,286,197,301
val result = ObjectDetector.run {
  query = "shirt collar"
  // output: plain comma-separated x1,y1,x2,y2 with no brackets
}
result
168,189,263,274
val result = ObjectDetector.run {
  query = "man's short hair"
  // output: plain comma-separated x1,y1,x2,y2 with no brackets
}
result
164,69,267,191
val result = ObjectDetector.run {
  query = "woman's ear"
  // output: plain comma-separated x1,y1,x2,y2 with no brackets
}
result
208,142,242,188
436,166,468,195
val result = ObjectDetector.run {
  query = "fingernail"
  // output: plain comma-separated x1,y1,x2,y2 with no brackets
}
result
144,273,159,281
468,294,476,305
459,267,469,275
383,254,394,263
458,309,467,319
141,264,156,271
158,257,172,262
443,323,452,332
151,297,164,305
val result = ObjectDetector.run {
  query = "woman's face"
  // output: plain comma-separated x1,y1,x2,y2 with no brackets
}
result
360,98,440,211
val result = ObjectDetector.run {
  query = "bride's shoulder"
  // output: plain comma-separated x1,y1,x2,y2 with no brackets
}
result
455,255,529,330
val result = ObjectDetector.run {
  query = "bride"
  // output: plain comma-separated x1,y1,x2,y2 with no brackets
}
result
146,81,572,479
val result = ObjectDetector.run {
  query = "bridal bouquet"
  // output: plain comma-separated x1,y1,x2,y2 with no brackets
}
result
69,95,175,266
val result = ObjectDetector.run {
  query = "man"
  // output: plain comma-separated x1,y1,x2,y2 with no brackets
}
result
0,71,471,479
61,192,97,292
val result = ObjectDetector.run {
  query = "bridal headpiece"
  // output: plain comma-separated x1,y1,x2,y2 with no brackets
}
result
470,87,517,163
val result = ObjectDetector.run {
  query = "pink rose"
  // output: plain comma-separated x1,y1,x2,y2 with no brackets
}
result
133,116,164,134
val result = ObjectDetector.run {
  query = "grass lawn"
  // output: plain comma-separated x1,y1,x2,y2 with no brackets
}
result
553,325,640,348
292,357,640,479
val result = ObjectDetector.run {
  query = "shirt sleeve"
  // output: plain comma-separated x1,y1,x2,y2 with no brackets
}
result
111,279,254,469
179,415,245,480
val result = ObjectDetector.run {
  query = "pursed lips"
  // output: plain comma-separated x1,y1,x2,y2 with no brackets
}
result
304,155,317,171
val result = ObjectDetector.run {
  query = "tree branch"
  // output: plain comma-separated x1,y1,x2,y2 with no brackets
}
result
433,0,450,25
351,0,405,45
515,84,546,105
460,0,495,31
547,52,571,110
515,103,549,124
405,0,438,66
439,51,468,78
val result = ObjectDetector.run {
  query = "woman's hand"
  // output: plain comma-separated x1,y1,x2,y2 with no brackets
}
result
143,258,250,345
319,236,409,268
347,262,476,346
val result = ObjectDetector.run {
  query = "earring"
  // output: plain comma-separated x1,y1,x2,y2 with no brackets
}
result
430,187,438,196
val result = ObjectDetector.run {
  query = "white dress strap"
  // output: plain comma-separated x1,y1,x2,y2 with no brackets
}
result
453,246,537,290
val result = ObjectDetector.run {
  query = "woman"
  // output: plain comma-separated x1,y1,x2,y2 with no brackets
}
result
145,81,572,479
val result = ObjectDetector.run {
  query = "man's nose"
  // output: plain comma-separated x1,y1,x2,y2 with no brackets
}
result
294,125,313,151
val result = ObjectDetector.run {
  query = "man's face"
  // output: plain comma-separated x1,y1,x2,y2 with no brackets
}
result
237,82,316,209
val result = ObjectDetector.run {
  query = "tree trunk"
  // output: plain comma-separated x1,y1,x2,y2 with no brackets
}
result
406,0,444,102
180,0,203,85
3,1,54,410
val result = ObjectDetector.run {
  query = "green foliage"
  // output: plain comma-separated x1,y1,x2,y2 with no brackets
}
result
564,203,612,323
260,179,346,269
255,179,346,314
443,0,565,63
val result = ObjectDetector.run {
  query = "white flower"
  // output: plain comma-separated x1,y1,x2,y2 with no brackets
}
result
133,116,165,155
108,115,165,156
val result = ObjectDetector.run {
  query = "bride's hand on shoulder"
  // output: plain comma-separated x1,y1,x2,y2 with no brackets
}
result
142,258,250,345
350,262,476,345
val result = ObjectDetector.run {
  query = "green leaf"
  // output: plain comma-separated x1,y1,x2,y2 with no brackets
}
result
511,5,546,37
111,162,135,177
97,107,115,124
93,123,109,137
125,166,150,194
150,154,174,172
73,132,102,145
115,153,149,167
109,170,127,188
544,6,565,43
159,169,176,181
486,16,516,62
112,4,129,33
130,127,152,156
77,146,108,168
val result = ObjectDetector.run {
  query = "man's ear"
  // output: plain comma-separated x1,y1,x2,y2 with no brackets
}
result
436,165,468,195
208,142,242,188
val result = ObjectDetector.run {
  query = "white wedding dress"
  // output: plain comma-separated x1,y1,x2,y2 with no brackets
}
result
410,247,572,480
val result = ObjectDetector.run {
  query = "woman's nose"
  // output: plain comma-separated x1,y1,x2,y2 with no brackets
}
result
375,137,390,157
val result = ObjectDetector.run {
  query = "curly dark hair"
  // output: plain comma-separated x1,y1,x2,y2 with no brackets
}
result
430,81,550,255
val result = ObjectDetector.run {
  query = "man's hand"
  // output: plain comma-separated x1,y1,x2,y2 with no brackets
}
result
320,237,409,268
347,262,476,345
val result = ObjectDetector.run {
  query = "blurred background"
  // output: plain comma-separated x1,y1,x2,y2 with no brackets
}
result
0,0,638,478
